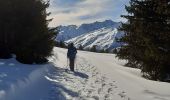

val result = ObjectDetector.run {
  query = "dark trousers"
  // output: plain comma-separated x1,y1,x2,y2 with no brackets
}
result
69,58,75,71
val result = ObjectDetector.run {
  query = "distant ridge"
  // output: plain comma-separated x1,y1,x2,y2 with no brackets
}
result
56,20,124,50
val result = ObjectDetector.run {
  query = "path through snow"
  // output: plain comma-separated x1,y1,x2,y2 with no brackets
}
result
1,47,170,100
48,47,170,100
46,48,130,100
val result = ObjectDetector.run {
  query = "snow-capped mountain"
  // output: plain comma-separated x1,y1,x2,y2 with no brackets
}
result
66,27,124,50
56,20,121,41
56,20,124,50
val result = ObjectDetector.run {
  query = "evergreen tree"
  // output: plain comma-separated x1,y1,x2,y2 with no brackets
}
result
112,48,118,54
117,0,170,81
0,0,56,64
104,49,109,53
59,41,66,48
90,45,97,52
55,41,60,47
99,49,105,53
0,0,14,58
78,45,84,50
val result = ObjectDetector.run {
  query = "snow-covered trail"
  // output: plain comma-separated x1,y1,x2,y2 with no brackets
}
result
1,47,170,100
51,47,170,100
78,51,170,100
1,47,129,100
48,47,130,100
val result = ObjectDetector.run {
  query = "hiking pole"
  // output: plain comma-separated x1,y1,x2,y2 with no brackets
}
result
67,57,69,70
65,57,69,72
75,56,77,71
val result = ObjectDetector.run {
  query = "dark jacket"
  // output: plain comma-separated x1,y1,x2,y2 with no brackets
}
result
67,46,77,59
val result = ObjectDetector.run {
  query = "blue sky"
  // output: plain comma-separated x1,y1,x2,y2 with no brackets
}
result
48,0,129,27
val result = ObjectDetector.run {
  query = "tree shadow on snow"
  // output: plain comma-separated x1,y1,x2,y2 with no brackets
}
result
54,83,79,97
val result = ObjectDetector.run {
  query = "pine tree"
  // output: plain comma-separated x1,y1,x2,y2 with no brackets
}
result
104,49,109,53
112,48,118,54
78,45,84,50
90,45,97,52
16,0,56,64
59,41,66,48
117,0,170,81
0,0,56,64
99,49,105,53
0,0,14,58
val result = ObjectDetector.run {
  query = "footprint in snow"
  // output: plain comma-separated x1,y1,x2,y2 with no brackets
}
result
102,83,106,87
98,88,102,94
92,96,99,100
104,94,110,100
118,91,126,98
107,88,112,93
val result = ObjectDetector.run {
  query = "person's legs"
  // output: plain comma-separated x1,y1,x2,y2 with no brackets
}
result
69,58,75,71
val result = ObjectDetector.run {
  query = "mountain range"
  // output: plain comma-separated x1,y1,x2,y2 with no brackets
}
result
56,20,124,51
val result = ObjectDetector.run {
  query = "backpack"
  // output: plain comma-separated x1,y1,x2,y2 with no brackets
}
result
67,47,77,59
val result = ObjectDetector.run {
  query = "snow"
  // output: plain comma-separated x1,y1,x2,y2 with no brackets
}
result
77,50,170,100
56,20,123,50
56,20,120,42
0,58,54,100
66,27,124,50
0,47,170,100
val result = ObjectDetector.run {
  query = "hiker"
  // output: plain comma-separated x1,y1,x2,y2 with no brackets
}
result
67,43,77,71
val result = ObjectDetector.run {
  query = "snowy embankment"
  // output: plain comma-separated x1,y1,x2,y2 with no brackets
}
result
0,47,170,100
0,58,54,100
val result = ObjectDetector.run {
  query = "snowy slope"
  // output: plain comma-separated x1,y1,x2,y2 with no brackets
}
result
0,58,53,100
56,20,121,41
0,47,170,100
66,27,124,50
56,20,123,50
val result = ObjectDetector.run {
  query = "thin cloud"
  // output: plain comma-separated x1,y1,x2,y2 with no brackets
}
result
48,0,129,27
